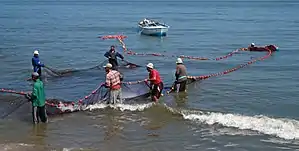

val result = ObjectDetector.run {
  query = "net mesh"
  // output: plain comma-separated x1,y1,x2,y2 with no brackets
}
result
81,81,151,105
42,60,140,78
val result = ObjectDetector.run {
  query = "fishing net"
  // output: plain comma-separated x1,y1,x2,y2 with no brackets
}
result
81,81,151,105
36,59,140,79
31,81,151,115
1,80,151,116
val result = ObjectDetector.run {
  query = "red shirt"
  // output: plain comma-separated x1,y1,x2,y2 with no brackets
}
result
149,69,162,85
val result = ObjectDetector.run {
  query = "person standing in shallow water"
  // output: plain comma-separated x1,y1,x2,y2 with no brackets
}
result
104,63,123,104
104,45,124,71
145,63,164,102
32,50,45,78
173,58,188,92
26,72,48,124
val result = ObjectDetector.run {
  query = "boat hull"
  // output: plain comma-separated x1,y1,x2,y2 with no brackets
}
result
139,26,169,36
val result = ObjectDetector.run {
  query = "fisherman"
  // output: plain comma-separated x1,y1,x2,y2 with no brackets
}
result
145,63,164,102
246,43,278,52
248,43,257,51
25,72,48,124
173,58,188,92
32,50,45,78
104,45,124,71
104,63,123,104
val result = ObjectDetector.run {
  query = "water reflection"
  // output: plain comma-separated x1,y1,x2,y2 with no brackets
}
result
173,92,188,107
29,124,48,146
103,110,124,141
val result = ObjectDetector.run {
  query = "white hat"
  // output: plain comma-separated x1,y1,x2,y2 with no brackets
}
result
103,63,113,68
251,43,255,46
146,63,154,69
32,72,39,77
176,58,183,64
33,50,39,55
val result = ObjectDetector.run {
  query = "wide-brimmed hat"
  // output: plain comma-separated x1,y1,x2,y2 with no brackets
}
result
146,63,154,69
103,63,113,68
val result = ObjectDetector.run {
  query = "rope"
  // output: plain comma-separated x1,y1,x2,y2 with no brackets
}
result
117,37,241,61
188,48,272,80
0,35,276,114
0,83,106,112
99,34,276,94
0,89,27,96
99,35,247,62
121,47,273,94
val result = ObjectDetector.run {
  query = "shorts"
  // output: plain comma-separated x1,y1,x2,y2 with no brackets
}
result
152,82,164,99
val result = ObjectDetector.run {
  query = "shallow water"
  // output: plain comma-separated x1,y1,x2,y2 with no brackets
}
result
1,0,299,150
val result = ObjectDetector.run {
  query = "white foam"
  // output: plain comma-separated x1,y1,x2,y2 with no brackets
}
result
83,103,109,111
110,103,155,111
84,102,155,112
181,111,299,140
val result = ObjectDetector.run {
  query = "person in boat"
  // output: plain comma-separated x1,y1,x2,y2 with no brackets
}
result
145,63,164,102
32,50,46,78
173,58,188,92
104,45,124,71
144,19,149,24
25,72,48,124
104,63,123,104
247,43,259,51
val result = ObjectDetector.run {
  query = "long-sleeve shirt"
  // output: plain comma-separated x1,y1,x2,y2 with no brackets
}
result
104,51,124,60
32,56,45,72
175,64,187,82
105,70,122,90
31,79,46,107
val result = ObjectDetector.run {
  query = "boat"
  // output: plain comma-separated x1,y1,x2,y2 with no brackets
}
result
138,18,170,36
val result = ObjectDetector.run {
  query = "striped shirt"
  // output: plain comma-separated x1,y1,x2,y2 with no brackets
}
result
105,70,121,90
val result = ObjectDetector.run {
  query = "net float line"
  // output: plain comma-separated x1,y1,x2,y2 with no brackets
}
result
0,83,105,113
120,46,276,94
99,35,240,61
165,46,276,93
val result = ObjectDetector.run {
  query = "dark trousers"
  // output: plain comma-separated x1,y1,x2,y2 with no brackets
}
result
109,59,119,71
174,80,187,92
35,68,43,81
32,106,48,124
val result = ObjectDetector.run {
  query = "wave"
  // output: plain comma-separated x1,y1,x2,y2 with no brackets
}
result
83,102,155,112
81,101,299,140
179,110,299,140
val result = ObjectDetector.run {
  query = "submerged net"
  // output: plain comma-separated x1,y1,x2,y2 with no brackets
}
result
81,81,151,105
37,59,140,79
0,81,151,115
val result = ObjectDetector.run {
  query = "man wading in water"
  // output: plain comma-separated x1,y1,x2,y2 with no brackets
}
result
104,63,123,104
104,45,124,71
145,63,164,102
173,58,188,92
32,50,46,78
25,72,48,124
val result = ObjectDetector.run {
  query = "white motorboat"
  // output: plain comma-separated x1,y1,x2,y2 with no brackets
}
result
138,18,170,36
